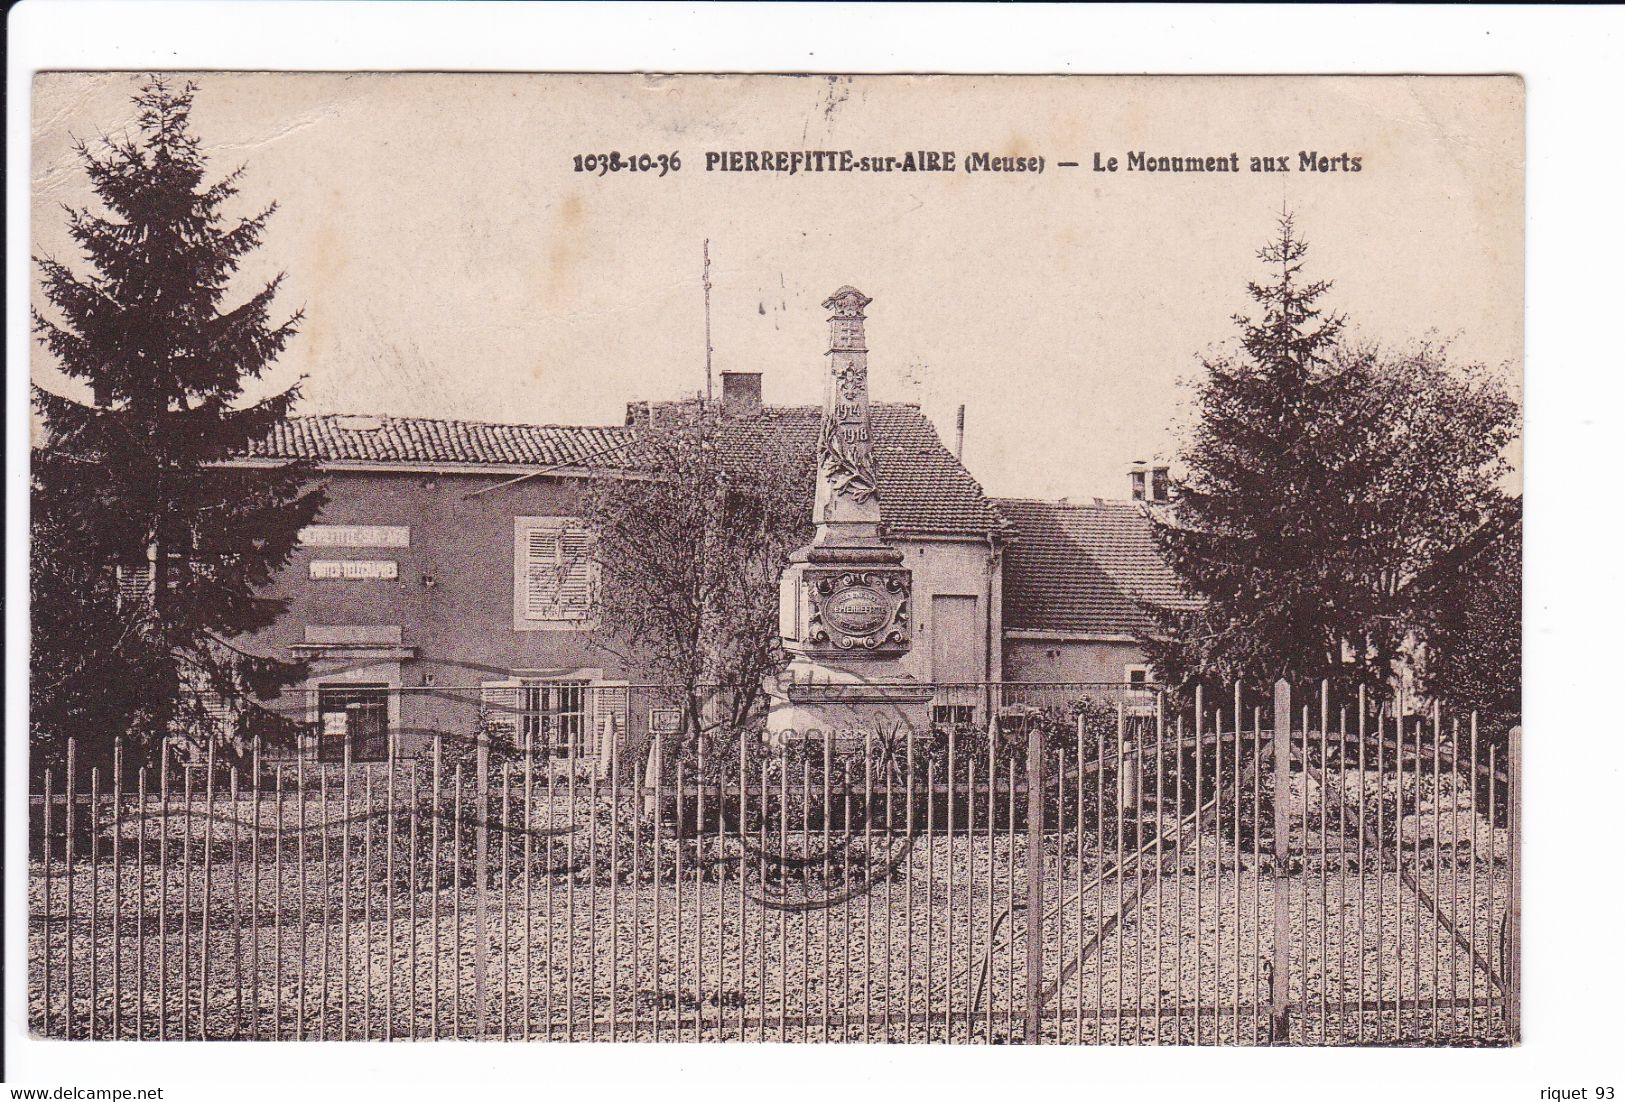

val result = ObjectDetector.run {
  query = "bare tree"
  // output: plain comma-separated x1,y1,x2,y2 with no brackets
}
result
584,402,814,772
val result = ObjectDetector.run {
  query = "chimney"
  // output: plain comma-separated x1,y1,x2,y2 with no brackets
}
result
955,404,966,460
625,400,650,427
1128,460,1171,503
720,371,763,417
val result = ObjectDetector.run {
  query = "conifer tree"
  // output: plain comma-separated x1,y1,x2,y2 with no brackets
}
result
31,76,326,773
1145,212,1516,697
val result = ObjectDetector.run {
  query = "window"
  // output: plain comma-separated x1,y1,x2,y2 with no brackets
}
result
932,704,977,727
1125,665,1151,690
519,680,590,758
1129,470,1147,501
316,684,390,763
514,517,596,628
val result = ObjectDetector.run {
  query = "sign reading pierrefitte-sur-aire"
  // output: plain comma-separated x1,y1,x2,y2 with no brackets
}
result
310,560,399,580
299,525,410,548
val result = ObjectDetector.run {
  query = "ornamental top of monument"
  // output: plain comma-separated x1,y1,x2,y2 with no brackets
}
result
823,285,872,318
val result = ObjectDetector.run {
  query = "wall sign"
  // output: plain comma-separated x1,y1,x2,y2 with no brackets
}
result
299,525,410,548
310,560,399,580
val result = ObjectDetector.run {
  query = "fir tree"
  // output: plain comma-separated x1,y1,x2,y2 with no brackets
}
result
1145,212,1516,699
31,76,326,774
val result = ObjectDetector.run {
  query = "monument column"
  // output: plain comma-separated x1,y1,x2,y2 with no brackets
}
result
764,286,933,747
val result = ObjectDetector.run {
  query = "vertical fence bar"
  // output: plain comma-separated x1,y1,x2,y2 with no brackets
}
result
611,733,621,1043
1076,715,1087,1044
925,753,936,1042
675,758,687,1042
363,767,375,1039
385,753,395,1039
501,764,512,1041
428,741,440,1040
546,742,557,1040
272,764,283,1040
181,755,195,1041
1431,704,1442,1042
1449,718,1462,1037
739,736,750,1043
1357,690,1368,1043
230,767,244,1038
1124,715,1137,1046
160,750,172,1041
1318,685,1329,1043
113,744,125,1039
589,743,600,1042
824,731,834,1043
1006,746,1016,1039
1383,704,1396,1042
41,771,53,1037
1506,723,1521,1042
90,766,101,1042
1270,680,1291,1044
986,730,996,1043
1114,710,1125,1045
779,754,789,1042
1212,705,1222,1045
1154,698,1165,1045
1191,694,1201,1045
843,757,856,1042
1251,705,1262,1044
452,764,464,1037
905,731,916,1043
1336,706,1347,1044
1487,743,1499,1039
1412,707,1423,1035
1233,685,1243,1045
1466,715,1478,1039
860,731,873,1042
250,751,262,1040
65,742,77,1041
758,759,769,1043
651,749,664,1042
803,747,814,1043
1134,711,1145,1045
523,746,534,1041
944,729,955,1042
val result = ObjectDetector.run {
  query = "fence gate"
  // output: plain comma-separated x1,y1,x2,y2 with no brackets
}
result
27,682,1516,1044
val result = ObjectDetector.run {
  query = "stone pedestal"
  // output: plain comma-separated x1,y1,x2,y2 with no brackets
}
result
764,286,931,747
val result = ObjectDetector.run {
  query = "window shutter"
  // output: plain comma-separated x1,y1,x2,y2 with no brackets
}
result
524,528,563,620
591,682,630,776
558,528,595,620
481,680,520,745
521,522,594,622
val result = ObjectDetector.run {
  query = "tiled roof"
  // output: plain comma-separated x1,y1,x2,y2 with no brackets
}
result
245,414,641,469
992,497,1200,637
243,406,1007,539
705,404,1009,538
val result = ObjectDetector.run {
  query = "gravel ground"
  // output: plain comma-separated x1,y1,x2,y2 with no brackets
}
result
28,827,1511,1045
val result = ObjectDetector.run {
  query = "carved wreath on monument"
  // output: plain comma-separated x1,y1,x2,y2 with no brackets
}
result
803,570,910,652
818,413,879,503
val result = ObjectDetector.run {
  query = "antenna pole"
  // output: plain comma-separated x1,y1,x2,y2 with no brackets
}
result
703,239,714,403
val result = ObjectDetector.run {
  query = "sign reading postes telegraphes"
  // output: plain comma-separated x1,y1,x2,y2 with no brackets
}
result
648,707,683,735
299,525,410,548
309,559,399,580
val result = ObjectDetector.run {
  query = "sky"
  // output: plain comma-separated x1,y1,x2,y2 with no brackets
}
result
30,73,1523,501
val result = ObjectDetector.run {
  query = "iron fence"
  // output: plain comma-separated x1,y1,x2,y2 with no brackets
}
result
27,681,1518,1044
